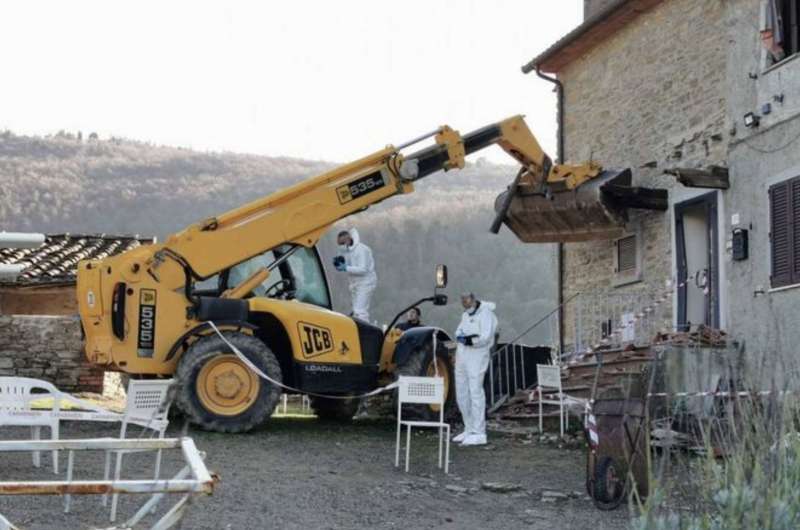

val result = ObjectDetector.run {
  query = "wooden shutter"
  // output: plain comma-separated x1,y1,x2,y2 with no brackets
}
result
792,178,800,282
770,179,793,287
617,235,637,273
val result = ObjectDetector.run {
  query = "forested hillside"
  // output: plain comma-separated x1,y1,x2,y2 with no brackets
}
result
0,131,557,344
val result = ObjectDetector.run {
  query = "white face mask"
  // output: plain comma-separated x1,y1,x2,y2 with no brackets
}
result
338,244,349,254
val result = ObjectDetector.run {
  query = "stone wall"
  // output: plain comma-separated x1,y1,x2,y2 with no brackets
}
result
557,0,730,349
0,315,104,393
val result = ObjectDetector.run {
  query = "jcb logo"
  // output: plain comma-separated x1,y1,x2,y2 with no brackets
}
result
337,187,352,203
298,322,334,358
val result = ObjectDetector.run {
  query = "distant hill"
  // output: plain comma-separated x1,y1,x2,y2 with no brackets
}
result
0,130,557,344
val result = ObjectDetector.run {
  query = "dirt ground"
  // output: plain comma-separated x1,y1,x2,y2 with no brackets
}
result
0,416,632,530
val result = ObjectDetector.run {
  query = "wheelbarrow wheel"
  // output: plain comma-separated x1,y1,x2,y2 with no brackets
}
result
592,456,627,511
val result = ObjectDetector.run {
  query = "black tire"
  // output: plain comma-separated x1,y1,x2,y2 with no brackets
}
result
592,456,627,510
310,395,361,421
176,331,282,433
394,343,456,421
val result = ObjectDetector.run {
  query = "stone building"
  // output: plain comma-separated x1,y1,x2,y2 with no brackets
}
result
0,233,153,391
525,0,730,353
523,0,800,385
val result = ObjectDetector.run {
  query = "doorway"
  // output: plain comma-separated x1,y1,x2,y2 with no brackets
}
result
675,193,719,331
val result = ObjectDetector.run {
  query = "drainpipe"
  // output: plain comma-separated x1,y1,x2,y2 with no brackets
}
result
523,64,566,354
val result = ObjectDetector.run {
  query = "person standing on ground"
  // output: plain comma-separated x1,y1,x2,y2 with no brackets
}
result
333,228,377,321
453,292,498,446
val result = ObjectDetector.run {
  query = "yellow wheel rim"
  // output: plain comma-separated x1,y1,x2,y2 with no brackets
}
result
196,354,260,416
426,358,450,412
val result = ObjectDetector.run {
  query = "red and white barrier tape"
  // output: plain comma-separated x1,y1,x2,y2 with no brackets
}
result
648,389,795,399
586,404,599,449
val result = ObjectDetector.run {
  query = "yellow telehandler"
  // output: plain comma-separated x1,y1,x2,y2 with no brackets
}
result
77,115,634,432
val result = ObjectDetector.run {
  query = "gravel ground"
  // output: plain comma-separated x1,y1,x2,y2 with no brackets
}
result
0,417,632,529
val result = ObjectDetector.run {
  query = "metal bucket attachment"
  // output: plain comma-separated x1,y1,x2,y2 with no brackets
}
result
495,169,632,243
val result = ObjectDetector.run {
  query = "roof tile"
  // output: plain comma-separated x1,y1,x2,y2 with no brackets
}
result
0,234,154,285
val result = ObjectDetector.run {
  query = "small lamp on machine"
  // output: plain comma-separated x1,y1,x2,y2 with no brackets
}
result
434,264,448,305
744,112,761,128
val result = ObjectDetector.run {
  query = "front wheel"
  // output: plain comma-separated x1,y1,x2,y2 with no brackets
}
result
176,331,282,433
394,343,455,421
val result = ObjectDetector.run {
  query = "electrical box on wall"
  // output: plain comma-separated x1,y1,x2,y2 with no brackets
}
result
732,228,749,261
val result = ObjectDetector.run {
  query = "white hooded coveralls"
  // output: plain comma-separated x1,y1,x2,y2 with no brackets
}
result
455,301,498,437
340,228,377,321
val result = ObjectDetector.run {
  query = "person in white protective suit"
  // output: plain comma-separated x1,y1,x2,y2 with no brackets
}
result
334,228,377,321
453,293,498,446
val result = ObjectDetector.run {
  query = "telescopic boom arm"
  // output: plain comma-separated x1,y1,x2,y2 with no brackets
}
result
139,115,600,298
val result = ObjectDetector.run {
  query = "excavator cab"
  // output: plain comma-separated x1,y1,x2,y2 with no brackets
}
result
213,245,332,308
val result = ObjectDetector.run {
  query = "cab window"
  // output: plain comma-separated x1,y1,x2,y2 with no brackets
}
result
286,247,331,308
227,250,283,297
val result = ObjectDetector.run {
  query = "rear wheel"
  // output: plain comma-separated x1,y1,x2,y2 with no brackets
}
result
310,395,361,421
394,343,455,421
176,331,282,433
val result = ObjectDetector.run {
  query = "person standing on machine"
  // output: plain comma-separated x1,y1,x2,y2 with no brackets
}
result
333,228,377,321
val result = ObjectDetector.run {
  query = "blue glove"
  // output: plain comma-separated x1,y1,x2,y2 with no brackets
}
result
336,262,347,272
333,256,346,271
456,335,466,345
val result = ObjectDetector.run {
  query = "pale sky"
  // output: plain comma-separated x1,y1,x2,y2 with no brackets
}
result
0,1,581,163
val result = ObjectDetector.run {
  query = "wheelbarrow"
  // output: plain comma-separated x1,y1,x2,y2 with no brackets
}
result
585,396,649,510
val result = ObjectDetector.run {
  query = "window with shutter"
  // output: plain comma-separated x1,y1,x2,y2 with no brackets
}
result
770,178,797,287
613,232,641,286
792,178,800,281
617,235,637,273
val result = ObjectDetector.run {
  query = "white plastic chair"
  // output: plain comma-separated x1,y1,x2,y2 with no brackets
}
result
534,364,587,438
0,377,119,477
395,376,450,474
0,377,61,473
98,379,173,522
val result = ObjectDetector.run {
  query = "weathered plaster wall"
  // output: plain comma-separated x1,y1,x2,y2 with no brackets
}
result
0,315,104,392
725,0,800,383
558,0,729,350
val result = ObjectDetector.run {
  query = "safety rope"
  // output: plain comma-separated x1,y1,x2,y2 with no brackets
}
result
208,321,398,400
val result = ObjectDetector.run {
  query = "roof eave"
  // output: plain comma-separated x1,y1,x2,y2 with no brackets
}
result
521,0,665,75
